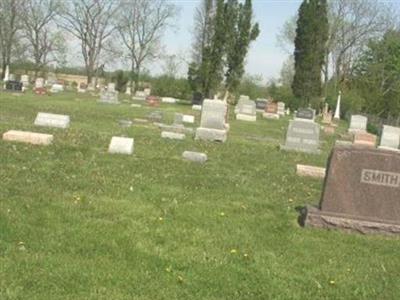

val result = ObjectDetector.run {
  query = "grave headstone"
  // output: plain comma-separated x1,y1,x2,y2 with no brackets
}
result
3,130,53,145
379,125,400,151
133,90,147,101
50,84,64,93
182,151,207,163
281,119,320,154
118,120,133,127
161,131,185,140
146,95,160,107
183,115,195,124
34,112,70,129
255,99,268,112
148,111,163,123
5,80,23,92
192,92,203,105
195,100,228,142
303,145,400,234
8,74,15,81
296,108,314,121
263,102,279,119
77,82,87,93
277,102,285,116
192,104,202,111
21,75,29,87
236,99,256,122
35,78,45,89
107,83,116,92
349,115,367,133
125,87,131,95
144,88,151,96
99,89,119,104
161,97,177,103
108,137,134,155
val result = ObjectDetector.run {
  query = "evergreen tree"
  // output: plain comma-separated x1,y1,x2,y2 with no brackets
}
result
292,0,328,107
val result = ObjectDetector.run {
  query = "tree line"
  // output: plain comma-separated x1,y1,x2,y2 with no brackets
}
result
278,0,400,119
0,0,259,99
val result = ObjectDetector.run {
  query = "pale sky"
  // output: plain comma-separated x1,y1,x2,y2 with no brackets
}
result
155,0,302,82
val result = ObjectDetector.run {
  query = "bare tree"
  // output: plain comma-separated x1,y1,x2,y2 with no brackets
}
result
59,0,117,84
329,0,394,90
21,0,64,77
117,0,178,91
0,0,22,79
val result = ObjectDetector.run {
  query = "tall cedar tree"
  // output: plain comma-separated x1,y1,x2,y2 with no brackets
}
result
292,0,328,106
225,0,259,94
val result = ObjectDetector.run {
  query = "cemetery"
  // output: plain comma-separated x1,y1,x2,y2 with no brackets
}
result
1,0,400,299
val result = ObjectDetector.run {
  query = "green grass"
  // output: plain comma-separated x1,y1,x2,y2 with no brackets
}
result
1,91,399,299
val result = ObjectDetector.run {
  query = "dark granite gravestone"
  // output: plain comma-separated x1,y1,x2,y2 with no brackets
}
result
5,80,23,92
192,92,203,105
255,99,267,110
302,145,400,234
296,108,314,120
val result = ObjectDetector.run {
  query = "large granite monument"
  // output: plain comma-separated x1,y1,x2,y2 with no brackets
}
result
302,145,400,235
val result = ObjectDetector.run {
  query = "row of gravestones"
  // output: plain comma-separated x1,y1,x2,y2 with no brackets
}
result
288,113,400,235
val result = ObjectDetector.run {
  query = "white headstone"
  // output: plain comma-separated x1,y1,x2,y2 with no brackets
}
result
192,105,202,111
349,115,367,133
35,78,45,89
161,97,176,103
34,112,70,129
107,83,116,92
195,100,228,142
50,84,64,93
108,137,134,155
182,151,207,163
182,115,195,124
21,75,29,86
277,102,285,116
144,88,151,96
379,125,400,151
125,87,131,95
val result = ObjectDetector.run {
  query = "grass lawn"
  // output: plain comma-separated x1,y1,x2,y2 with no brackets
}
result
1,91,400,299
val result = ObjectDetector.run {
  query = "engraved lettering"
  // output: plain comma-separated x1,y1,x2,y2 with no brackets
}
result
361,169,400,188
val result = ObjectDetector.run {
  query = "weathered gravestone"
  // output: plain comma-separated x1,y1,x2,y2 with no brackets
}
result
277,102,285,116
182,151,207,163
349,115,367,133
21,75,29,87
99,88,119,104
108,137,134,155
263,102,279,119
296,108,314,121
183,115,195,124
195,100,228,142
148,111,163,123
379,125,400,151
133,91,147,101
236,99,256,122
34,112,70,129
161,131,185,140
192,104,202,111
50,84,64,93
162,97,177,104
35,78,45,89
3,130,53,145
5,80,23,92
255,99,268,112
281,119,320,154
125,87,131,95
302,145,400,234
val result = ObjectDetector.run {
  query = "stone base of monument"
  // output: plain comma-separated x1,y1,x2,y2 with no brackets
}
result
195,128,227,142
262,112,279,119
236,114,256,122
353,132,377,147
3,130,53,145
302,206,400,235
378,146,400,152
